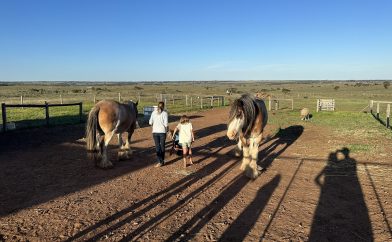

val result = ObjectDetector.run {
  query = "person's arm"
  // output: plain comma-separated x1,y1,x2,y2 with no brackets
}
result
191,123,195,142
149,111,154,125
163,111,169,132
172,126,178,140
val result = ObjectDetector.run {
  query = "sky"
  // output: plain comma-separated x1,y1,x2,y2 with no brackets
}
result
0,0,391,81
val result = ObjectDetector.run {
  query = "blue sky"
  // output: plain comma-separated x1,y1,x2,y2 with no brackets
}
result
0,0,391,81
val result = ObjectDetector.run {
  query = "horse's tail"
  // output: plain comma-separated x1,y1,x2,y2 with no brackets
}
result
86,105,100,156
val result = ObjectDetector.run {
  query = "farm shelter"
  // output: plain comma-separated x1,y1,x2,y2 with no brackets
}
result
0,106,391,241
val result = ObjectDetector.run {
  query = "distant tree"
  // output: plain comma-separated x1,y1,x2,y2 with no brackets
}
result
134,86,143,90
282,88,291,94
383,81,390,89
334,86,340,91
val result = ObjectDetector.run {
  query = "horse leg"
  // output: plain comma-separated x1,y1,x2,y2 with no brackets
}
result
90,133,104,161
98,131,115,168
124,124,136,157
245,136,262,179
234,139,243,157
125,128,134,155
246,143,260,179
240,145,251,171
117,133,127,161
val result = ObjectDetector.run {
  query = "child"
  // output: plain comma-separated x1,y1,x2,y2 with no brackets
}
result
172,115,195,168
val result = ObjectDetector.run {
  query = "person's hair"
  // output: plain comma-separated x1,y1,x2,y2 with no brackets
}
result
180,115,190,124
157,101,165,113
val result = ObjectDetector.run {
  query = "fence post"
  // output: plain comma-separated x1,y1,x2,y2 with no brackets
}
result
200,97,203,109
164,98,167,107
20,95,24,109
118,93,121,102
210,97,213,107
376,102,380,119
60,94,63,104
79,103,83,123
93,95,96,104
2,103,6,132
275,100,279,111
45,101,50,127
186,95,188,106
291,99,294,110
317,99,320,112
387,104,390,128
370,100,374,114
172,95,174,105
190,97,193,109
268,97,271,111
332,99,335,111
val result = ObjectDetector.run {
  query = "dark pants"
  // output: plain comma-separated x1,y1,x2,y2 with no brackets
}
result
153,133,166,164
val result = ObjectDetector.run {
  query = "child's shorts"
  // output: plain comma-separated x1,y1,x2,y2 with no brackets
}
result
180,142,192,148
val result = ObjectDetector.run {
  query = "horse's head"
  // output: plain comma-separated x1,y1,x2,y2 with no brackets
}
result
227,99,245,140
127,100,139,117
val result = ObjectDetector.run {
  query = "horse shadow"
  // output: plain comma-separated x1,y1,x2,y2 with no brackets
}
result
219,174,281,241
66,137,235,241
309,147,373,241
258,125,304,172
0,124,155,217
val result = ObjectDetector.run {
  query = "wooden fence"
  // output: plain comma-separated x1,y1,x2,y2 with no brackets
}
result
316,99,335,112
370,100,391,128
268,97,294,111
1,102,83,132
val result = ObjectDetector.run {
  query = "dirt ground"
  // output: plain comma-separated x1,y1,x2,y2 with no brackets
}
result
0,107,391,241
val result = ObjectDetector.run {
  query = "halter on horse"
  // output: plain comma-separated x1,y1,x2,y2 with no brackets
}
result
227,94,268,179
86,100,138,168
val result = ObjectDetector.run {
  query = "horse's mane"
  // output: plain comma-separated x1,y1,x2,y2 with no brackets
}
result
229,94,257,136
123,101,138,116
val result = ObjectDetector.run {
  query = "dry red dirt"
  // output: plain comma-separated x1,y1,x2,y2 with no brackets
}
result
0,108,391,241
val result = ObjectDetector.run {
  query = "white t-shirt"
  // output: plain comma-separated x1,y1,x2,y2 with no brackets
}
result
149,110,168,133
177,122,193,143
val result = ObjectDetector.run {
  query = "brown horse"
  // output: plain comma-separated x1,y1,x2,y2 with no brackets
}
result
227,94,268,179
85,100,138,168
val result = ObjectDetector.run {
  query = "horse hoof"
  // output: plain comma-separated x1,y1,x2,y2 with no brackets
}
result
118,151,128,161
245,168,259,179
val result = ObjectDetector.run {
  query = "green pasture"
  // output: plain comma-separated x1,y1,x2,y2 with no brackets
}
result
0,81,391,138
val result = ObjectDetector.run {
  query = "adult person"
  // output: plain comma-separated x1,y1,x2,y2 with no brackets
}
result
149,101,168,167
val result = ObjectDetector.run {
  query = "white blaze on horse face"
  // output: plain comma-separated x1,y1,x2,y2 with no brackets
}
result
227,116,244,140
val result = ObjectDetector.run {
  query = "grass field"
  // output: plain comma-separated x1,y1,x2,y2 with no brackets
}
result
0,81,391,135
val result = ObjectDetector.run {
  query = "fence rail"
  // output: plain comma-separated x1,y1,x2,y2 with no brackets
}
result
267,97,294,111
1,102,83,132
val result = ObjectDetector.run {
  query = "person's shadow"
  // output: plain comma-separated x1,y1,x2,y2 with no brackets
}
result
309,147,373,241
